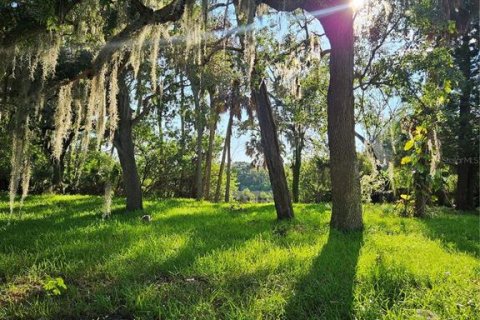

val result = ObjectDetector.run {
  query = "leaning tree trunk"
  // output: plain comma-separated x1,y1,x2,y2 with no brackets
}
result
320,8,363,231
253,81,294,220
233,0,293,218
215,110,233,202
113,72,143,211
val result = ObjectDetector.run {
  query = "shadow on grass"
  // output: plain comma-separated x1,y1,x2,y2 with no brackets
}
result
0,197,282,318
420,212,480,257
284,230,363,320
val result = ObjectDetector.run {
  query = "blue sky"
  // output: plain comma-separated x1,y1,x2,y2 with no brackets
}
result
215,8,370,164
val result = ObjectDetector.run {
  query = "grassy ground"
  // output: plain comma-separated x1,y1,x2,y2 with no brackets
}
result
0,195,478,319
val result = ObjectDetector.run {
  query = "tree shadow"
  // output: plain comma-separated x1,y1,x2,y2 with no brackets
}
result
113,207,277,280
2,196,348,318
284,230,363,320
66,203,282,319
420,212,479,257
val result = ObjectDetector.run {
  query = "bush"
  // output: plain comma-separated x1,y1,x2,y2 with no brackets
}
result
236,188,256,203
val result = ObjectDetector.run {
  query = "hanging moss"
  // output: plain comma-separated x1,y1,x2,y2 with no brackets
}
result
27,34,61,80
103,181,113,217
428,128,441,176
108,59,120,145
150,26,163,92
83,67,107,150
181,5,203,64
96,70,107,148
256,3,270,16
20,158,31,209
82,81,95,154
71,98,84,149
9,115,30,214
275,53,302,98
9,131,24,214
235,0,257,88
388,161,396,196
130,26,150,78
52,83,73,160
35,92,46,117
244,31,256,87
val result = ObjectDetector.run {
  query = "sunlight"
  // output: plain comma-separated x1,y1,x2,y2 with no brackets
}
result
351,0,365,10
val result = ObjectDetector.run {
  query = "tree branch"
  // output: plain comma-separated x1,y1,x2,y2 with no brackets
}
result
1,0,84,48
57,0,188,87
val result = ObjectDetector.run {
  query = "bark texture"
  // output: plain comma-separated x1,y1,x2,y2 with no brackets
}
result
193,86,205,201
291,127,305,203
320,8,363,230
455,35,477,211
113,72,143,211
253,81,294,220
260,0,363,229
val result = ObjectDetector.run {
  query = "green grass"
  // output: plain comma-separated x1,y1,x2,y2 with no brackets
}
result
0,195,479,319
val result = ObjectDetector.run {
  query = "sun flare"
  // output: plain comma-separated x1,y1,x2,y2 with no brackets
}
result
351,0,365,10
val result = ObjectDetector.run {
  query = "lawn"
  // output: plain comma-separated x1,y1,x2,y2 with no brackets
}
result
0,195,478,319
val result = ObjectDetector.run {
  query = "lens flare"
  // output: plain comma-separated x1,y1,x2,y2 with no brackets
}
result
351,0,365,10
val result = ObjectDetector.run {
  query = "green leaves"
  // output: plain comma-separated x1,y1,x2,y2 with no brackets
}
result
400,194,411,200
402,127,429,166
447,20,456,34
42,276,67,296
401,156,412,165
46,16,58,31
404,139,415,151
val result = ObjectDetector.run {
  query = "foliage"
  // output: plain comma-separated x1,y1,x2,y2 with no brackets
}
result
235,188,256,203
42,276,67,296
298,157,331,203
74,150,120,195
233,162,271,193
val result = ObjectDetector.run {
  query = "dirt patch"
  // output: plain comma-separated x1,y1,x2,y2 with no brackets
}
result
0,277,44,306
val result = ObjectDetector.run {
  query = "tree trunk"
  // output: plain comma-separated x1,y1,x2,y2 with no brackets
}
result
320,8,363,231
292,150,301,203
204,97,218,200
51,157,65,193
414,184,428,218
225,125,232,203
233,0,293,218
178,77,187,197
253,81,294,220
413,150,429,218
157,104,164,150
44,130,75,194
193,86,204,201
215,110,233,202
113,72,143,211
292,128,304,203
455,35,476,211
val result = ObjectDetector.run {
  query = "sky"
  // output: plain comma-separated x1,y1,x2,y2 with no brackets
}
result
217,9,327,163
136,1,378,164
215,4,370,163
